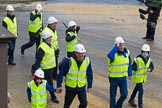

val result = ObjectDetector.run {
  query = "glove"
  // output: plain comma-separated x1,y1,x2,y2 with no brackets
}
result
139,8,147,14
140,14,146,20
31,69,35,76
55,48,60,57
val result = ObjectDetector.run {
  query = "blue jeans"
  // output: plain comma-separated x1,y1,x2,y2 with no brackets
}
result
129,83,143,107
8,38,16,63
109,77,128,108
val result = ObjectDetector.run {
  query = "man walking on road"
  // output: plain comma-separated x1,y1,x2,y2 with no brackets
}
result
57,43,93,108
107,37,132,108
41,16,60,80
21,4,43,55
32,30,59,104
2,5,18,65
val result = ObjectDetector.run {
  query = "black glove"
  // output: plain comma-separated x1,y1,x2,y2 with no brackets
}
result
140,14,146,20
139,8,148,14
55,48,60,57
31,69,35,76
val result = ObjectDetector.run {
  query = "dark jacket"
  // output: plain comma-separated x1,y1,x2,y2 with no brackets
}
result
147,7,161,22
65,26,80,42
32,40,53,71
57,54,93,91
132,54,154,72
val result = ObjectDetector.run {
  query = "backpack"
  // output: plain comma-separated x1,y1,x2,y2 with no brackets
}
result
59,57,71,76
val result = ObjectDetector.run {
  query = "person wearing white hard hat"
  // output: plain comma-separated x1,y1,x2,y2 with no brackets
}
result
2,5,18,65
128,44,154,108
27,68,58,108
107,36,132,108
21,4,43,55
65,20,81,57
57,43,93,108
32,30,59,104
41,16,59,80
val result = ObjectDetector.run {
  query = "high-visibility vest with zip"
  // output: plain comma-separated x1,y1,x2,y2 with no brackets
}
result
132,57,151,83
107,50,130,77
29,11,42,33
41,27,58,49
38,42,56,69
27,80,47,108
65,57,90,88
66,31,77,52
3,16,18,37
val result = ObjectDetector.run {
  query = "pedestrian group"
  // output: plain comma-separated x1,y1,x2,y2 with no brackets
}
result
2,3,156,108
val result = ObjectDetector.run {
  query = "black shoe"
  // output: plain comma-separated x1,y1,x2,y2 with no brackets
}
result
146,38,154,41
142,37,148,39
128,99,137,107
51,97,59,104
21,48,24,55
8,62,16,66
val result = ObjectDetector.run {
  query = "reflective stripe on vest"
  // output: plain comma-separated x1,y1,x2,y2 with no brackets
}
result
38,42,56,69
65,57,89,88
3,17,18,37
27,80,47,108
29,11,42,33
107,50,130,77
41,27,58,49
66,31,77,52
132,57,151,83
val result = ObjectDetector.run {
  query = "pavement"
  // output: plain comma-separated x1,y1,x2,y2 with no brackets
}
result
0,1,162,108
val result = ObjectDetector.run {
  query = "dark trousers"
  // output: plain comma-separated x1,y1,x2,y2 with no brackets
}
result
64,90,87,108
146,20,157,40
129,83,143,107
43,68,57,99
53,55,58,80
109,78,128,108
21,32,40,52
8,38,16,63
146,27,156,40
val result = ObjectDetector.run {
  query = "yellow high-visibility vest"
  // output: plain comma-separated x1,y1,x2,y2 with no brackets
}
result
29,11,42,33
65,57,90,88
107,50,130,77
3,16,18,37
28,80,47,108
132,57,151,83
38,42,56,69
41,27,58,49
66,31,77,52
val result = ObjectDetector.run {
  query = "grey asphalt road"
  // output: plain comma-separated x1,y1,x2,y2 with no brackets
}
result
1,0,162,107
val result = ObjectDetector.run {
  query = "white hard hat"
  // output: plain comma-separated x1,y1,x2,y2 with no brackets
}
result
6,5,14,11
74,44,86,53
68,21,77,28
114,37,124,44
35,4,43,11
34,68,44,78
141,44,150,52
47,16,58,24
42,30,52,39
